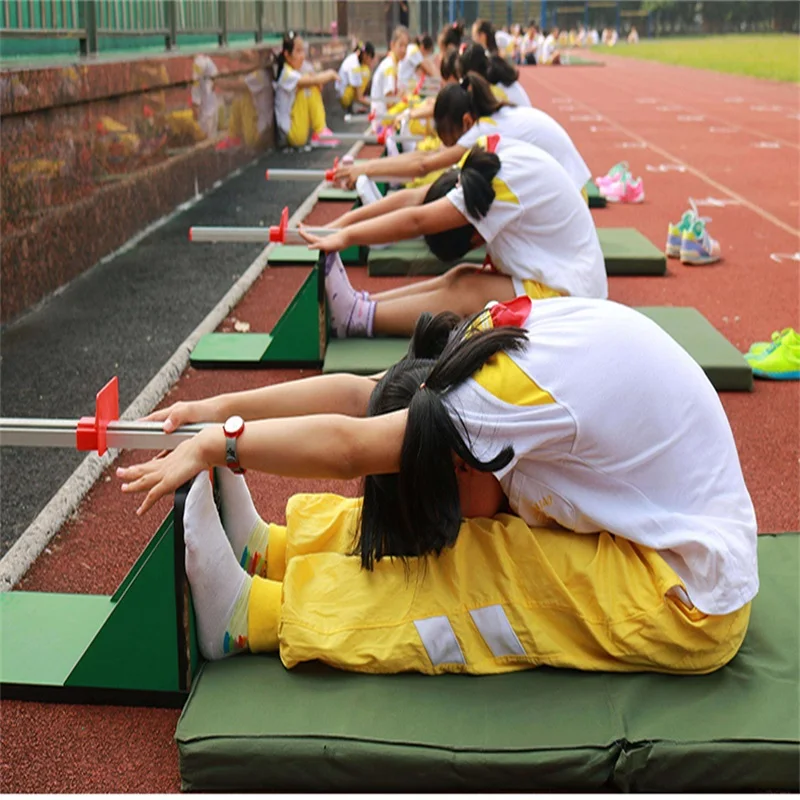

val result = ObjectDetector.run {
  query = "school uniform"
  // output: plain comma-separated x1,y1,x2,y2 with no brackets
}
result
244,296,755,676
370,53,399,122
456,105,591,192
498,80,531,107
449,134,607,299
337,51,371,109
397,42,424,88
274,62,327,147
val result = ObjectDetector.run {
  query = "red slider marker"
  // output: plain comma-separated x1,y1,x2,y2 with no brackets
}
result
76,377,120,455
323,156,340,183
268,206,290,243
264,169,270,180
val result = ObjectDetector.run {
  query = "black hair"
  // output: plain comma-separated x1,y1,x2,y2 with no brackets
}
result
440,46,459,81
422,145,500,262
473,19,498,52
433,72,508,143
358,311,527,569
274,31,299,82
459,42,519,87
356,40,375,62
419,33,434,52
440,20,464,50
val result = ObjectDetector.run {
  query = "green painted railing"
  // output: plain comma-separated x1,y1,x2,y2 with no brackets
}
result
0,0,337,59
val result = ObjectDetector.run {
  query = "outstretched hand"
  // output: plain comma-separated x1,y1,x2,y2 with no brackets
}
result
299,225,350,253
333,163,361,189
117,430,216,516
142,400,206,434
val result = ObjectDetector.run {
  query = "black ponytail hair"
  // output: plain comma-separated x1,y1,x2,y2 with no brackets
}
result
356,40,375,63
473,18,498,52
274,30,299,81
459,41,519,88
440,20,464,50
440,46,459,81
422,145,500,262
433,71,506,143
419,33,434,52
358,310,528,569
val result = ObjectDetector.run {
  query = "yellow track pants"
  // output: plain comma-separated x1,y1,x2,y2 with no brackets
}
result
247,494,750,676
286,86,327,147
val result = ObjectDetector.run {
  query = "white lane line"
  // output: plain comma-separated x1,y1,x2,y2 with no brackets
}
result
0,139,366,591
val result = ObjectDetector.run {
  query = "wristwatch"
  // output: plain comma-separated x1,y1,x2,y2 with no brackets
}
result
223,415,246,474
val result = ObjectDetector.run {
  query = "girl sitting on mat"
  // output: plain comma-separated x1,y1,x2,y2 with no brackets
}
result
394,46,461,131
273,31,339,148
370,25,410,126
309,136,605,339
459,42,531,108
118,298,758,676
334,73,589,195
336,41,376,112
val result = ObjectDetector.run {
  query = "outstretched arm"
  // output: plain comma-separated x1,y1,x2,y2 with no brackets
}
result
336,144,465,183
119,410,407,515
297,69,338,88
143,374,378,432
304,196,469,251
328,185,428,228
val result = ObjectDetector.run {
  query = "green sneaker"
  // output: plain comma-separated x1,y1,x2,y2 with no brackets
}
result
745,328,800,380
666,208,697,258
747,327,792,357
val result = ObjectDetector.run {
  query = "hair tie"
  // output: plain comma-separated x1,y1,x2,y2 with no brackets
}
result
419,382,427,390
460,76,470,90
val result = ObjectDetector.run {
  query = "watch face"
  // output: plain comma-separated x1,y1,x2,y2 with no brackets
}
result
224,415,245,436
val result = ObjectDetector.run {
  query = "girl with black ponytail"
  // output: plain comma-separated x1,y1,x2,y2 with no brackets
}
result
334,71,587,194
336,41,376,111
122,298,756,676
306,135,605,340
273,31,339,147
458,42,531,108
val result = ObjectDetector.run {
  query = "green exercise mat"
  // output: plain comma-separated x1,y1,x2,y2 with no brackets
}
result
599,228,666,275
585,179,607,208
322,306,752,391
367,241,486,276
267,246,319,267
367,229,664,277
175,534,800,792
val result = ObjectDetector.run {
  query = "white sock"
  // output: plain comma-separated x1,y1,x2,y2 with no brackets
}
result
356,175,383,206
216,469,262,561
183,473,251,661
325,253,376,338
385,134,400,158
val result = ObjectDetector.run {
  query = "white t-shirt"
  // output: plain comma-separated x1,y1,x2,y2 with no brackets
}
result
273,64,301,135
447,136,605,298
444,296,759,616
398,43,424,88
370,53,399,120
520,33,539,59
495,30,513,55
456,107,591,193
499,80,531,108
190,54,219,139
337,51,366,96
541,34,558,64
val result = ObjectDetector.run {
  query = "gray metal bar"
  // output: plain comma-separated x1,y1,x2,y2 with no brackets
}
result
0,419,210,451
189,226,336,244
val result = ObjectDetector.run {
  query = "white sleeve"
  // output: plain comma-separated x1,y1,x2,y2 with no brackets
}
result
407,47,424,68
348,66,363,88
456,124,482,149
277,66,300,95
446,181,524,245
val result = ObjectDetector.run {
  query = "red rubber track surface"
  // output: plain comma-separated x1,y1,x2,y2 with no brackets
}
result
2,63,798,793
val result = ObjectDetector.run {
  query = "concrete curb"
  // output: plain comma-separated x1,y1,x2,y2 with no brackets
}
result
0,139,365,591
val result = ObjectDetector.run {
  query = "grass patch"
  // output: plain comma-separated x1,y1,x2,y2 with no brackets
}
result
592,34,800,82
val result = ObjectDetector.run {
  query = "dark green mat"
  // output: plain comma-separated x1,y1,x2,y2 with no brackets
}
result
317,187,359,202
585,179,607,208
323,306,752,391
268,243,364,267
367,228,664,277
367,241,486,276
175,534,800,792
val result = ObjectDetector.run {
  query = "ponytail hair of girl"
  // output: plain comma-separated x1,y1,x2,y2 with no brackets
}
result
274,31,297,81
422,145,501,262
355,40,375,62
459,41,519,88
432,71,507,142
440,46,459,81
440,20,464,50
358,310,528,569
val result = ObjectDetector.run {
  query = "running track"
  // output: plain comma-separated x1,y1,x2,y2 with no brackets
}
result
2,54,798,793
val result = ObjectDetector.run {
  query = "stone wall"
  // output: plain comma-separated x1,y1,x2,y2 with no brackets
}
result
0,37,348,323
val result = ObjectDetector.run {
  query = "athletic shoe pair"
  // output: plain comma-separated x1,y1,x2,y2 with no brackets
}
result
596,161,645,204
745,328,800,380
665,199,722,265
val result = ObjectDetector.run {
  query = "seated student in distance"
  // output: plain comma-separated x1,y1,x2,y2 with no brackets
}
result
459,42,532,107
335,73,590,195
397,45,461,128
306,137,606,339
273,32,338,148
398,34,437,90
336,41,376,112
370,25,410,125
520,22,541,64
540,28,561,65
119,299,758,676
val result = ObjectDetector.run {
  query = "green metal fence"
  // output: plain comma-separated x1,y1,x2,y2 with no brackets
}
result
0,0,337,59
